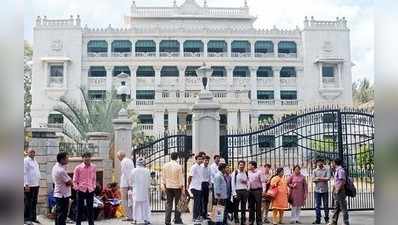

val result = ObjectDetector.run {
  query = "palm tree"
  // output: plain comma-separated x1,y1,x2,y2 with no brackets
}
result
53,87,125,141
352,78,374,106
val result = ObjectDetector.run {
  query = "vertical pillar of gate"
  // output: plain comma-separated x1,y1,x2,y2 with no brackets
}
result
112,108,132,180
192,91,221,157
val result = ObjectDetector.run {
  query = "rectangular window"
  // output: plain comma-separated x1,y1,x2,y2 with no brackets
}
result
258,135,275,148
282,135,298,147
88,90,106,100
48,114,63,124
322,66,335,77
136,90,155,99
138,114,153,124
89,66,107,77
257,90,274,100
280,90,297,100
50,65,64,77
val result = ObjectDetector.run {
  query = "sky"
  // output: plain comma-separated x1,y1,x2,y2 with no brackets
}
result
24,0,374,82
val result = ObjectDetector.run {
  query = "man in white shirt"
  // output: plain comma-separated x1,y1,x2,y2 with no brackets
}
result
231,160,249,225
210,154,220,206
188,154,204,222
117,151,135,221
201,155,212,219
52,152,73,225
24,148,41,225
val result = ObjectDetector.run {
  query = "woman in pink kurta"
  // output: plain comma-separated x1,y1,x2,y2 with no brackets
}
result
287,165,308,223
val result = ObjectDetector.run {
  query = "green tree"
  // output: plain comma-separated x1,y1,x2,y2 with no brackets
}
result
356,144,374,168
352,78,374,106
24,41,33,128
309,137,338,161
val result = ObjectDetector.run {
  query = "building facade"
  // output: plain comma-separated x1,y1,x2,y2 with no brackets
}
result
31,0,353,137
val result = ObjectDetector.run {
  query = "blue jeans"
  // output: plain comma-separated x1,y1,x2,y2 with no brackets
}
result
314,192,329,222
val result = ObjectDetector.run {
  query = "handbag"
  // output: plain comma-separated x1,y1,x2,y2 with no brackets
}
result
266,186,278,199
211,203,225,222
177,190,190,213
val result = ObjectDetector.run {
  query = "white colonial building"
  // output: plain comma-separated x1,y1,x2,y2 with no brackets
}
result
31,0,353,136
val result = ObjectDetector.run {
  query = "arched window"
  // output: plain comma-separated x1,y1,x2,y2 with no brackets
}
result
88,66,106,77
135,40,156,52
87,40,108,53
233,66,250,77
207,41,227,53
280,67,296,77
111,40,132,53
161,66,179,77
257,67,273,77
136,66,155,77
113,66,131,76
278,41,297,54
183,40,204,53
255,41,273,53
231,41,251,53
185,66,200,77
159,40,180,52
211,66,226,77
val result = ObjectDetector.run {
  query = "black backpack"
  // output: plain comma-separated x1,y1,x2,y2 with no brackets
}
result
345,173,357,197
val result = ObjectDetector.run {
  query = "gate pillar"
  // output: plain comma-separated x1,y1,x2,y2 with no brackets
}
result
192,91,221,157
112,108,132,180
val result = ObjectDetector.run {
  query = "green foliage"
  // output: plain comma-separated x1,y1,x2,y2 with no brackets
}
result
356,144,374,168
53,87,123,141
309,137,338,160
352,78,374,105
24,41,33,127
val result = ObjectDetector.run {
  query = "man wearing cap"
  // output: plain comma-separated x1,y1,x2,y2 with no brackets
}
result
131,157,151,224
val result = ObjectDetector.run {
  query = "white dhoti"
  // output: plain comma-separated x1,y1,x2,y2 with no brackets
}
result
133,200,150,222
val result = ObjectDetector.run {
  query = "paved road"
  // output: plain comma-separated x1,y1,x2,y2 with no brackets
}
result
37,210,374,225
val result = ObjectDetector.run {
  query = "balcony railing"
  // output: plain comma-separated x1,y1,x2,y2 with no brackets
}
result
280,77,297,87
160,52,180,57
257,100,275,105
233,77,250,87
87,52,108,57
111,52,132,57
281,100,298,105
135,52,156,57
255,53,274,58
184,52,204,57
212,91,228,98
231,52,251,57
138,124,153,131
137,77,155,87
48,77,64,88
278,53,297,58
136,100,154,106
88,77,106,88
208,52,228,57
257,77,274,87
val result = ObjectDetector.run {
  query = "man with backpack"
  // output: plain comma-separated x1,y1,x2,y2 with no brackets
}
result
231,160,249,225
328,158,350,225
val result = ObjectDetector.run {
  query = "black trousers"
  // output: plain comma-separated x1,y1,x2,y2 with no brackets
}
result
201,182,210,217
76,190,94,225
24,186,39,222
165,188,182,224
55,197,69,225
248,189,262,225
233,190,249,223
191,189,203,220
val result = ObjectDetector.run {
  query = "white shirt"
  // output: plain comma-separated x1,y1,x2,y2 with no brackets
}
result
189,163,203,191
210,162,219,184
231,170,249,196
52,163,72,198
131,166,150,202
24,157,41,187
201,165,211,183
120,157,135,188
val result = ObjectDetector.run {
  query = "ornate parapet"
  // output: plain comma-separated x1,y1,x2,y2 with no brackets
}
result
35,15,82,29
304,16,349,30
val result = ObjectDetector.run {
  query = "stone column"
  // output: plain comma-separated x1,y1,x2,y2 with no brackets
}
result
154,65,161,88
240,109,251,130
250,39,255,58
86,132,111,159
250,66,258,102
112,108,132,180
153,110,165,134
274,40,279,58
179,39,184,57
155,39,160,58
273,66,281,105
168,109,178,133
251,112,259,130
27,128,62,215
192,92,221,157
204,39,208,57
227,110,238,131
226,66,234,98
105,65,113,91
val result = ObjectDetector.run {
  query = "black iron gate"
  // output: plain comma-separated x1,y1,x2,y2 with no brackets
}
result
132,134,192,212
221,108,374,210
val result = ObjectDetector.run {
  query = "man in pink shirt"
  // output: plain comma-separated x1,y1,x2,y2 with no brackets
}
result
73,152,96,225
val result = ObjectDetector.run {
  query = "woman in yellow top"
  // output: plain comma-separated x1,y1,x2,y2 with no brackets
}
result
270,167,289,225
